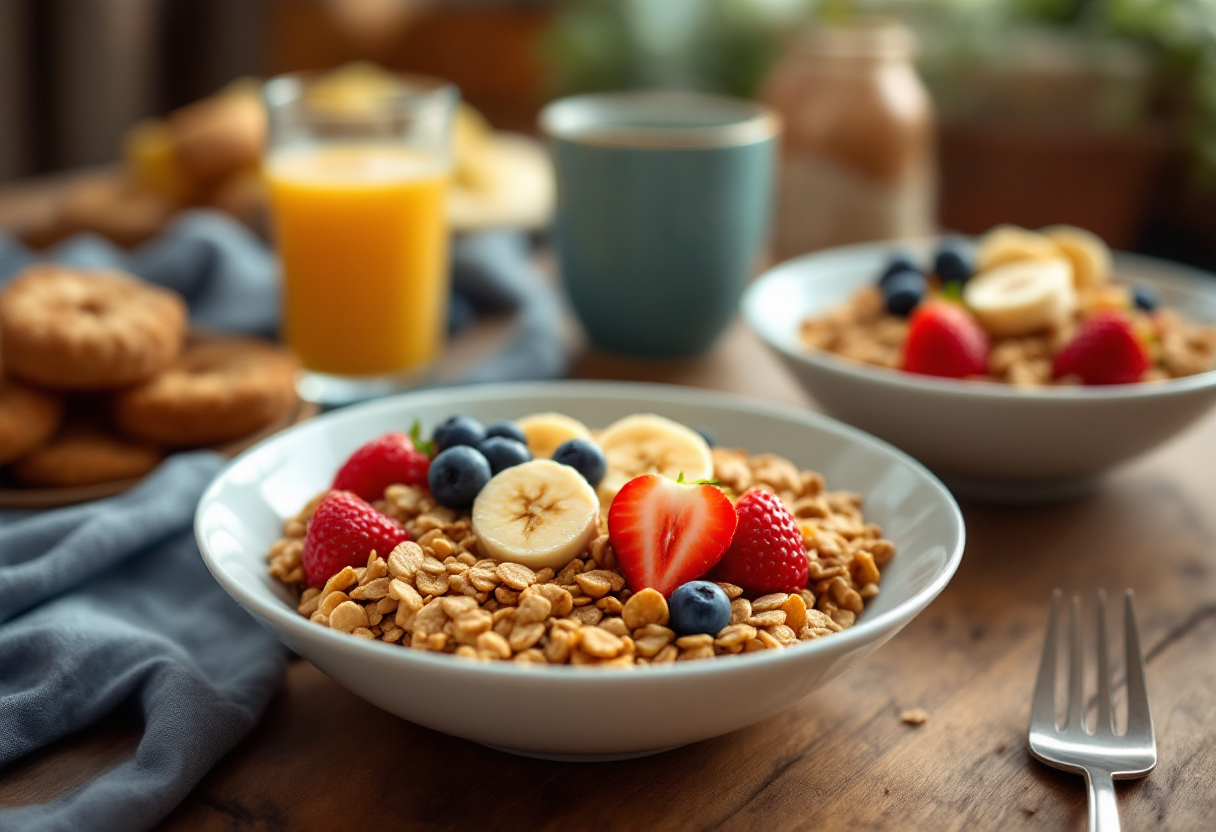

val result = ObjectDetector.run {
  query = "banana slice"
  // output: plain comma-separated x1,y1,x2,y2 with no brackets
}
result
472,459,600,569
596,414,713,507
977,225,1064,272
1042,225,1111,288
516,412,592,459
963,258,1077,338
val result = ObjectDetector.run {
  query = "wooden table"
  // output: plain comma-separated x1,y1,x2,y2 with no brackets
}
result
3,320,1215,830
1,193,1214,829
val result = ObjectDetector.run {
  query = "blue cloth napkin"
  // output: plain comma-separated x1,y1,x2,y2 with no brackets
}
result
0,211,569,831
0,454,285,832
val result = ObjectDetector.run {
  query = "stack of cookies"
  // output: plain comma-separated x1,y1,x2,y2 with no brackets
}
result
0,264,298,489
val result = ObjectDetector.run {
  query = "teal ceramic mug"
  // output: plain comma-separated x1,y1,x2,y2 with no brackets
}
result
540,92,778,358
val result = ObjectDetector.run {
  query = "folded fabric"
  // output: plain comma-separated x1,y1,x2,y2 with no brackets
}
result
0,453,288,832
0,209,570,383
0,210,572,832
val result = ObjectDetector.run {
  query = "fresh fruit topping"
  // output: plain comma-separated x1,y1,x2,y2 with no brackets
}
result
976,225,1062,272
331,432,431,502
302,491,410,587
516,412,593,459
608,474,737,597
1052,310,1150,385
552,437,607,487
711,489,806,596
408,419,434,456
963,258,1076,338
472,459,600,569
668,580,732,636
1043,225,1111,288
433,415,487,453
1132,284,1159,312
484,419,528,445
882,269,927,317
477,437,532,475
595,413,714,508
933,236,975,284
879,252,922,289
428,446,492,509
902,302,990,379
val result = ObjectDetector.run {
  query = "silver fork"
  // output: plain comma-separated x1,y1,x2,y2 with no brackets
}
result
1029,590,1156,832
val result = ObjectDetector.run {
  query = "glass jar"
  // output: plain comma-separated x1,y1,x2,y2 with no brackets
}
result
760,22,935,260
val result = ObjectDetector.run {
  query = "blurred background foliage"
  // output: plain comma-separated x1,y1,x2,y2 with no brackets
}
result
545,0,1216,186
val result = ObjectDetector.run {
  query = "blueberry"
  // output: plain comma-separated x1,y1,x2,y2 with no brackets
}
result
668,581,732,636
433,415,486,453
484,420,528,445
695,426,716,447
934,237,975,284
883,269,927,317
551,438,607,487
1133,284,1159,312
428,446,491,509
478,437,531,475
879,252,922,289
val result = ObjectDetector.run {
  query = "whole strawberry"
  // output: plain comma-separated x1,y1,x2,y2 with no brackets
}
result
1052,310,1150,385
302,491,410,586
902,302,989,379
332,432,431,502
712,489,807,596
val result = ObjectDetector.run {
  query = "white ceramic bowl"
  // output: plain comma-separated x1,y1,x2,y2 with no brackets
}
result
742,242,1216,501
196,381,964,759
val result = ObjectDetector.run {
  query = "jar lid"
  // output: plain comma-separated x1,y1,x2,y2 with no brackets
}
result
793,21,917,60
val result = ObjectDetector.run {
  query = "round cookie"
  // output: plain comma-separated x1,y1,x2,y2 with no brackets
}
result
0,265,187,390
114,337,298,447
9,422,163,487
0,378,63,465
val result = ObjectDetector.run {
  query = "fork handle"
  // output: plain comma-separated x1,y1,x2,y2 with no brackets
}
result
1085,769,1120,832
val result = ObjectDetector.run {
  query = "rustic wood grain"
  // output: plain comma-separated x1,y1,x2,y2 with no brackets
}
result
1,181,1214,829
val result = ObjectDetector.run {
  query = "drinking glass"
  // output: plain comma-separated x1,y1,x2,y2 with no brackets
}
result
263,72,456,405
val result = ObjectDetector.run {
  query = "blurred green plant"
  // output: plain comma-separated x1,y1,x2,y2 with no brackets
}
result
544,0,1216,186
543,0,812,98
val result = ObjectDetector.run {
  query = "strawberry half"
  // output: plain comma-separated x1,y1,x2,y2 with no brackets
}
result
1052,310,1150,385
608,475,737,597
902,302,990,379
332,432,431,502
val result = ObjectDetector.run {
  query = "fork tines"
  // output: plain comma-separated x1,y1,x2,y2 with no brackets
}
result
1031,589,1153,741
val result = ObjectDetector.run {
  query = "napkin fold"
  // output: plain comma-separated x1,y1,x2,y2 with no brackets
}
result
0,454,287,832
0,210,569,831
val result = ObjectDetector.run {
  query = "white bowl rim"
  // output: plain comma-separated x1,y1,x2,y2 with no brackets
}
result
743,242,1216,401
196,379,966,681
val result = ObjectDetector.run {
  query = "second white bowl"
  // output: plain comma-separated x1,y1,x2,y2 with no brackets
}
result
742,242,1216,501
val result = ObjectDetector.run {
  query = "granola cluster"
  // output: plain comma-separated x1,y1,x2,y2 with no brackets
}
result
800,284,1216,385
267,447,894,666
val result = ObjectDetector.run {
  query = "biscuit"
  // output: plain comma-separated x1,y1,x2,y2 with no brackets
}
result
114,336,298,447
0,265,187,390
9,421,162,487
0,377,63,465
169,91,265,186
56,173,177,249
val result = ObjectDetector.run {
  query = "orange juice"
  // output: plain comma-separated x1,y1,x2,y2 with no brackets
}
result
266,144,449,377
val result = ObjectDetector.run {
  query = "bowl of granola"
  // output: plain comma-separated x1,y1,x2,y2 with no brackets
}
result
196,381,963,759
742,227,1216,501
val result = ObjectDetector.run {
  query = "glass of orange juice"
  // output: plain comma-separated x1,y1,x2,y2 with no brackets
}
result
263,70,456,404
